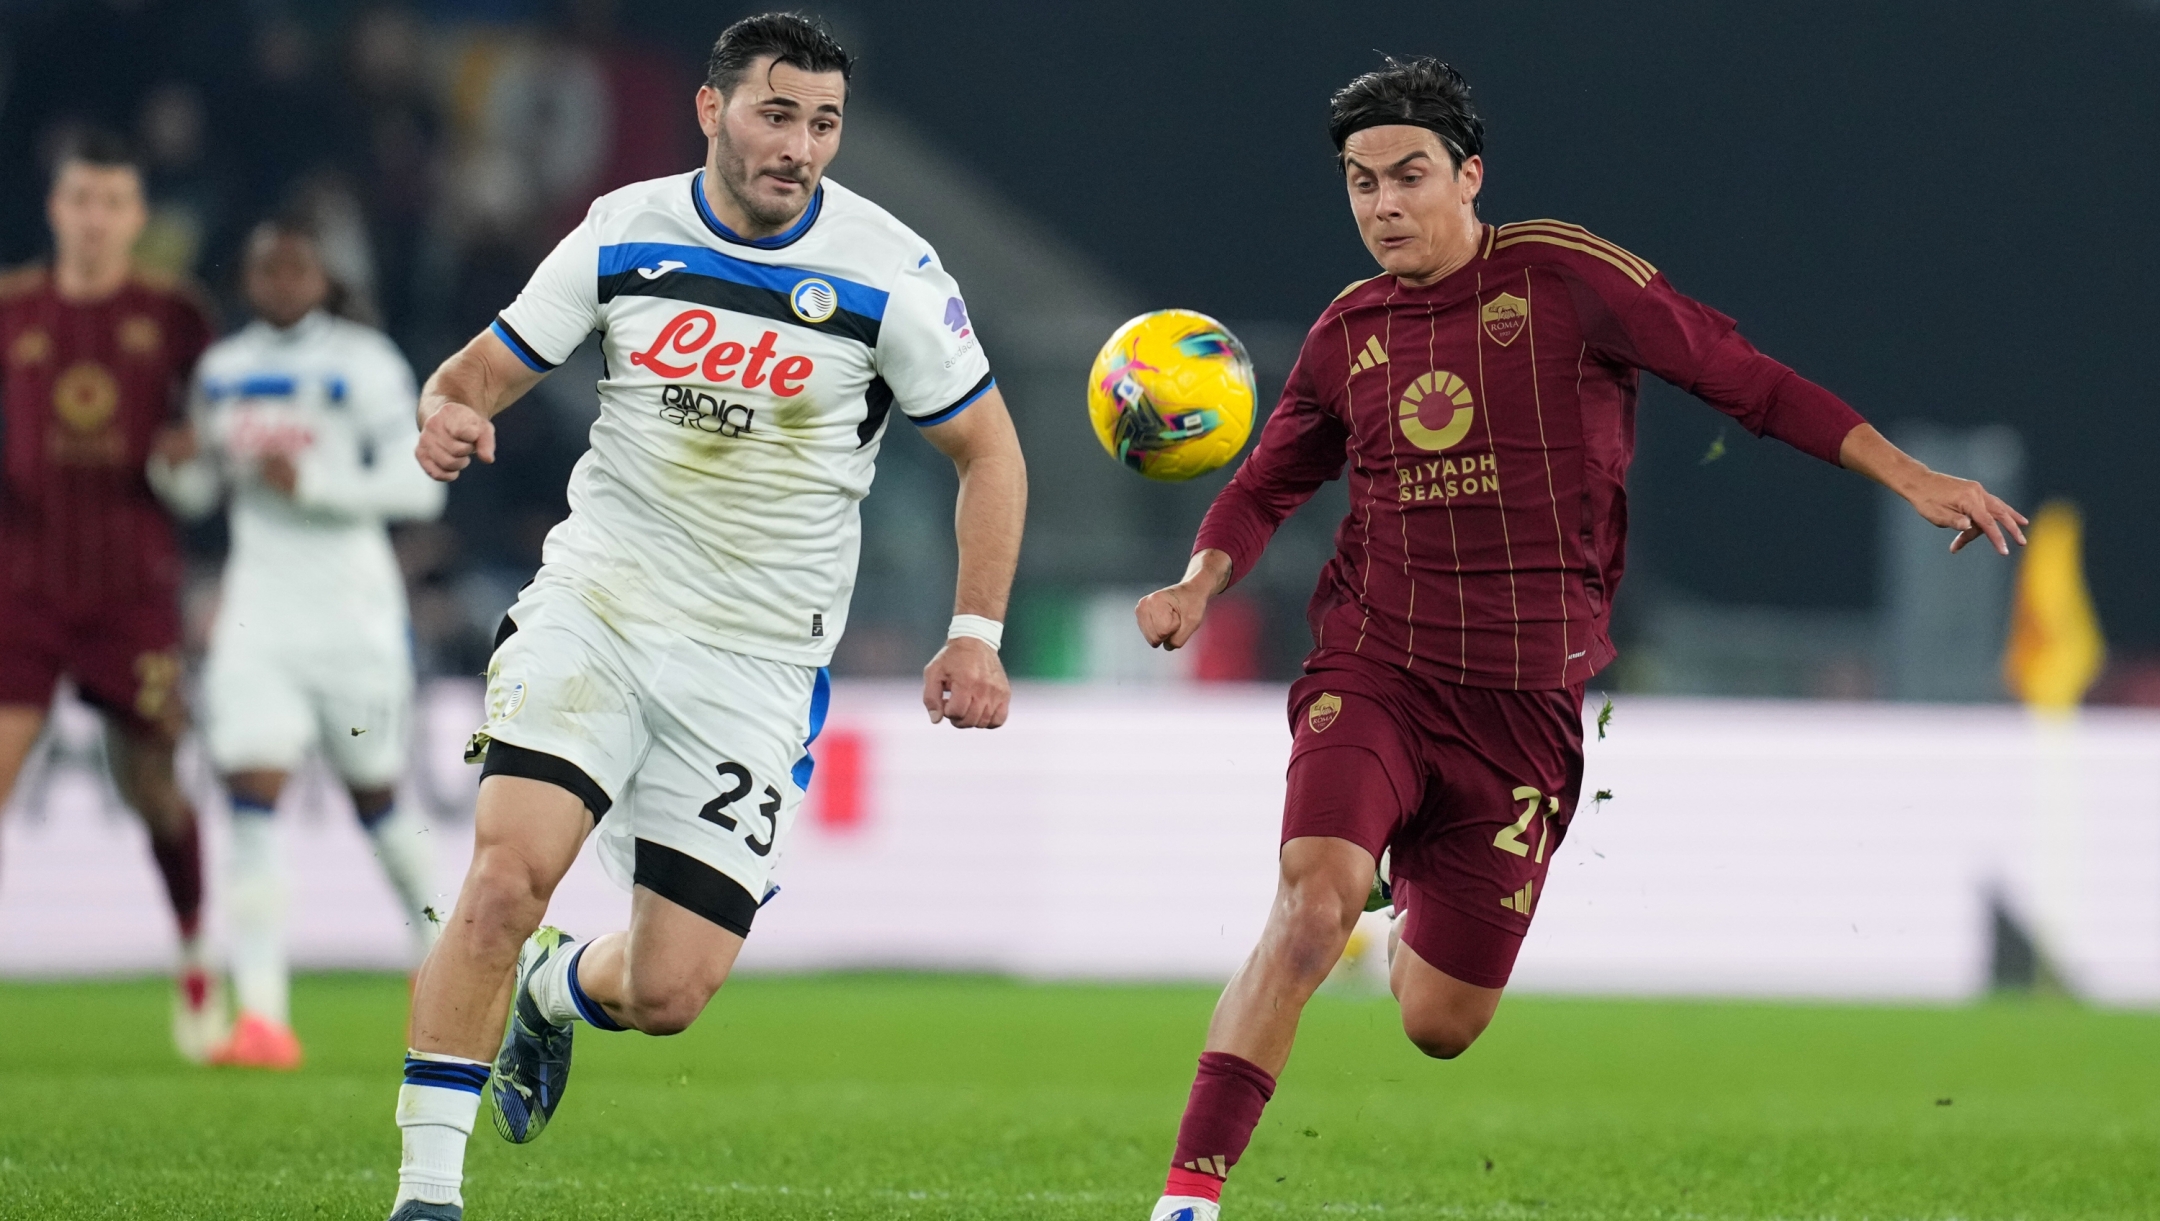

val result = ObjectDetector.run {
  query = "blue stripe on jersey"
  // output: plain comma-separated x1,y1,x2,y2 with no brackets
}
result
403,1055,490,1094
790,667,831,791
206,374,299,401
691,171,823,250
491,318,553,372
597,243,889,322
912,374,995,428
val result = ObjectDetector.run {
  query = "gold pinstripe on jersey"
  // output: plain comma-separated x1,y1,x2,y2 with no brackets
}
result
1492,221,1656,288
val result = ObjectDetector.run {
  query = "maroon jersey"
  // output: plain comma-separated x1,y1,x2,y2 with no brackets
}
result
0,265,214,611
1195,220,1865,691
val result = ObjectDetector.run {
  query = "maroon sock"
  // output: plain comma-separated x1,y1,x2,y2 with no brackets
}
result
146,812,204,941
1165,1051,1276,1202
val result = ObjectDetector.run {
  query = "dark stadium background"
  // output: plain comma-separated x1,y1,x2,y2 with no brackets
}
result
2,0,2151,698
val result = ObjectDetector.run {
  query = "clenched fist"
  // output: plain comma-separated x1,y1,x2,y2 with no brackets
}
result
923,636,1010,728
416,401,496,482
1136,549,1234,651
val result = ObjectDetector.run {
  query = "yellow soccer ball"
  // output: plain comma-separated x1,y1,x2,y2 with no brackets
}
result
1087,309,1256,482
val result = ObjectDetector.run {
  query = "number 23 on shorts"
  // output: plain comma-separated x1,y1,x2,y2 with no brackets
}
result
698,762,778,857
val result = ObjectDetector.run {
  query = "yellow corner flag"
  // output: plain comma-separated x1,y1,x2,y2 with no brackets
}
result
2001,500,2105,712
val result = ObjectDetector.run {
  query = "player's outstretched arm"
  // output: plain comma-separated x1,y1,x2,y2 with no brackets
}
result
918,387,1027,729
413,328,549,482
1136,548,1233,651
1839,423,2029,555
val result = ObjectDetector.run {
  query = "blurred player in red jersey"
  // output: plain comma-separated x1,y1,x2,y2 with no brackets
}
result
0,131,222,1060
1134,60,2027,1221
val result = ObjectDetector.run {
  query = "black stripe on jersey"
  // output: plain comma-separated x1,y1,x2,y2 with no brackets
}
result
599,270,881,348
913,371,995,427
857,377,894,448
492,316,558,370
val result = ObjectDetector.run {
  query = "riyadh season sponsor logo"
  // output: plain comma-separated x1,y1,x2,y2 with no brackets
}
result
630,308,815,397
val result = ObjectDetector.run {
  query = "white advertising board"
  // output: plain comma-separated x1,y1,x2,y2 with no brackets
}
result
2,681,2155,1004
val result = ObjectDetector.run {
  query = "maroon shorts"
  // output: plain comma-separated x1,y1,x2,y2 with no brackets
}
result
1283,649,1584,989
0,592,185,735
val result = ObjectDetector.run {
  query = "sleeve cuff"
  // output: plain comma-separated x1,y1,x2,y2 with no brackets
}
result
491,317,556,373
1763,373,1866,466
909,372,994,427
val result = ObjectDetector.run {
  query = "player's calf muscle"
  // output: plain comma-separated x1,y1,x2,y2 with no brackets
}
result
614,984,707,1036
1400,1005,1489,1060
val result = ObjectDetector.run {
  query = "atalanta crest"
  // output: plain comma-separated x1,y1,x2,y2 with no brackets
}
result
1481,292,1528,348
1307,692,1342,734
790,277,838,324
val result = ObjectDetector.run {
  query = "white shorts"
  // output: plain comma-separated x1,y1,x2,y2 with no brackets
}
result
473,575,827,936
201,620,413,788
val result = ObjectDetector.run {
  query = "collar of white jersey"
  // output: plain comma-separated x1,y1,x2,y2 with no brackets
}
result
258,308,333,343
691,170,824,250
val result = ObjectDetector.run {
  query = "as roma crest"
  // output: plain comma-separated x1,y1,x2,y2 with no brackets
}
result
1480,292,1528,348
1307,692,1342,734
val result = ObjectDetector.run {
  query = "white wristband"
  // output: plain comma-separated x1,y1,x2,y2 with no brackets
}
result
947,614,1004,651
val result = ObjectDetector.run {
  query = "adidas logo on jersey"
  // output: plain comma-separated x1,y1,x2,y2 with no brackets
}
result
632,308,817,397
1350,335,1389,375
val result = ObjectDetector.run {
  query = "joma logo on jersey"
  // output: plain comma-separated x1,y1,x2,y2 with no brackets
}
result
659,383,755,437
631,308,815,397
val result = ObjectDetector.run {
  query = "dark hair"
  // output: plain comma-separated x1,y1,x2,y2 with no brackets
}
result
51,126,140,179
1328,56,1484,169
244,213,374,325
706,12,854,97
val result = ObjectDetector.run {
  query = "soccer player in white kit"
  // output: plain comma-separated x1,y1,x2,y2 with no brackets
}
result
381,15,1027,1220
150,219,447,1070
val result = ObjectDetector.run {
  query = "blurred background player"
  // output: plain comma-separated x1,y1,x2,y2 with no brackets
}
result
1133,58,2030,1221
149,217,446,1070
0,130,220,1060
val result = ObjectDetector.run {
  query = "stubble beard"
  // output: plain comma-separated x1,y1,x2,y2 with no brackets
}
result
711,127,814,234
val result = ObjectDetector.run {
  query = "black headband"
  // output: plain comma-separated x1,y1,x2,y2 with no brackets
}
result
1333,116,1471,164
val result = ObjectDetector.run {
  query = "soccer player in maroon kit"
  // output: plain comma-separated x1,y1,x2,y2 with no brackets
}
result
1135,60,2027,1221
0,133,221,1059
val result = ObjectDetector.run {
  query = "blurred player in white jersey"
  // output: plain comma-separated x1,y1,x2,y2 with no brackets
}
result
150,219,446,1070
379,14,1027,1219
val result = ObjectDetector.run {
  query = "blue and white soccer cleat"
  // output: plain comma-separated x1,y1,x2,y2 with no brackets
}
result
1150,1197,1220,1221
386,1199,461,1220
486,925,577,1144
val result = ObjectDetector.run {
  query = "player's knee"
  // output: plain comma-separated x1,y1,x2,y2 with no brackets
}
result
1272,885,1361,981
462,848,551,936
1401,1006,1491,1060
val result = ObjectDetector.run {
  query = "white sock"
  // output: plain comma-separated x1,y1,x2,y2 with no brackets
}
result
362,800,440,961
395,1051,488,1207
526,937,585,1027
226,808,289,1025
1151,1196,1222,1221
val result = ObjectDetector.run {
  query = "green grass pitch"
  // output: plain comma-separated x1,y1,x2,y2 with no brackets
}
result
0,973,2152,1219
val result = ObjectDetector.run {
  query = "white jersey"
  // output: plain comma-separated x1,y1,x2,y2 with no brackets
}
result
152,310,443,651
492,170,993,666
